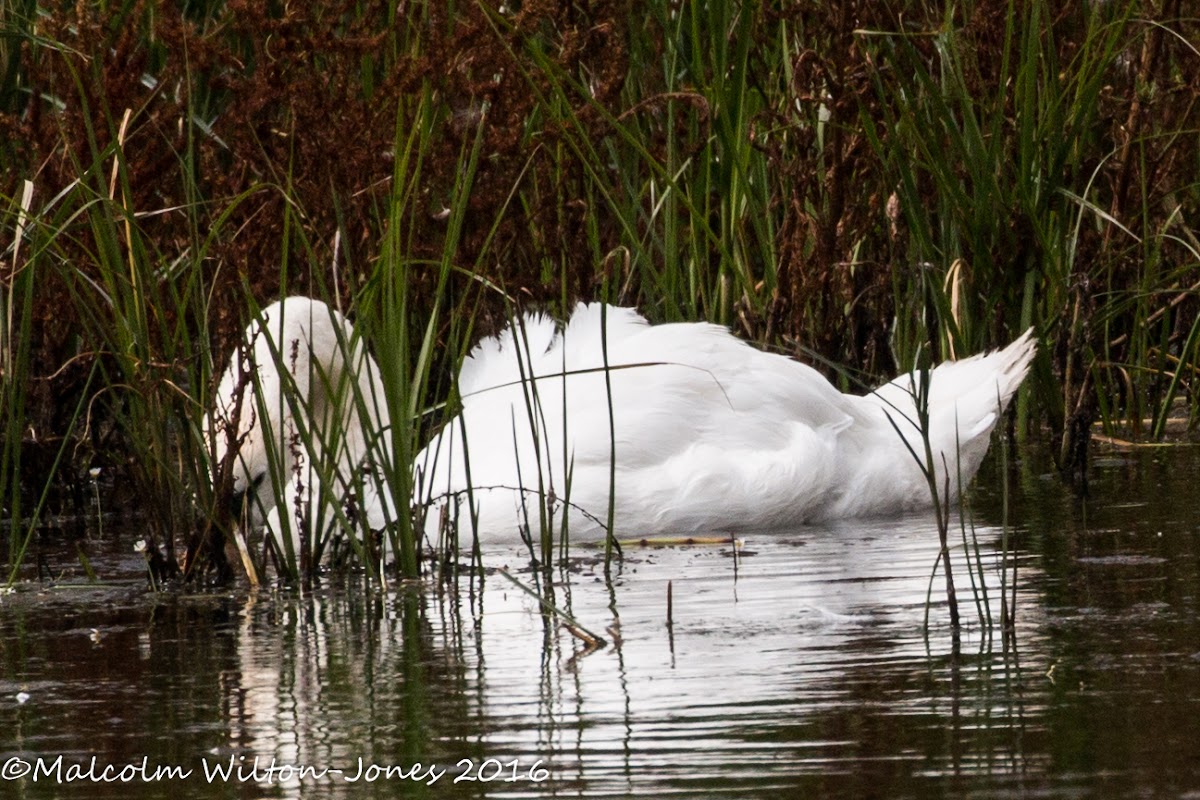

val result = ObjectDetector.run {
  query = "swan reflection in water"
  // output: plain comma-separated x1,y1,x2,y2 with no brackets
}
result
221,514,1042,797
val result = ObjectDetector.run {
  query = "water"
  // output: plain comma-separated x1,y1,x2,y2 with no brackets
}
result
2,446,1200,798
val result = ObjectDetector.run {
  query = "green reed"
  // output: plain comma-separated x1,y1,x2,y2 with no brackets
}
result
364,84,492,580
57,89,218,579
860,1,1198,449
1,182,34,569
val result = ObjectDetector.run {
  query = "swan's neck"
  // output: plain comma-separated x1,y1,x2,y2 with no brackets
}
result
300,334,390,472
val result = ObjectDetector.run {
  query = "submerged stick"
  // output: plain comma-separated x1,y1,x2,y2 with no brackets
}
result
232,526,260,587
666,579,673,629
495,567,607,648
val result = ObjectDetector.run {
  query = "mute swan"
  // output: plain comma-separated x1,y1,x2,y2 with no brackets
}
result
209,297,1036,554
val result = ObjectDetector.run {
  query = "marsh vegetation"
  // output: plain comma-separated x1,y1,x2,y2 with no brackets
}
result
1,1,1197,586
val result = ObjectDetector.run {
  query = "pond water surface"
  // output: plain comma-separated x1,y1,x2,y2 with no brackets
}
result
2,445,1199,798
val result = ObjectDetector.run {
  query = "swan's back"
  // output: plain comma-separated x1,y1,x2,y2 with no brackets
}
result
416,305,1035,542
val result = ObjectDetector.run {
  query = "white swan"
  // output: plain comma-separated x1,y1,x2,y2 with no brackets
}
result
209,297,1036,553
207,298,394,560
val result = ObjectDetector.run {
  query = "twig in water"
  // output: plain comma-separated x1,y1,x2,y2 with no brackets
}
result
618,535,740,547
666,579,674,629
495,567,607,648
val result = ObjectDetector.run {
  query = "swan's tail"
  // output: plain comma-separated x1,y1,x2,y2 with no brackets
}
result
931,327,1037,437
864,329,1037,506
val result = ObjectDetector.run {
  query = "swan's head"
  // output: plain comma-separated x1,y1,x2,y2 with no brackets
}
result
206,297,353,523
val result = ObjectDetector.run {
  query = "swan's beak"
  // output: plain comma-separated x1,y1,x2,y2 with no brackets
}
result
227,487,249,521
225,472,265,524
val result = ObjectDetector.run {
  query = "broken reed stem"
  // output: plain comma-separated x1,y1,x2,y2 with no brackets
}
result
496,567,607,648
666,579,673,629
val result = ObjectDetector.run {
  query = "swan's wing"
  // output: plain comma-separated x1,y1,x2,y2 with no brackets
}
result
511,310,860,470
420,304,871,537
456,304,651,399
418,314,1037,539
